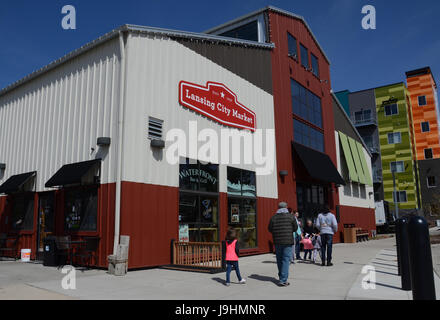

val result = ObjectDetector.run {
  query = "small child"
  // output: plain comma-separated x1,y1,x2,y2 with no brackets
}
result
225,229,246,286
312,232,322,264
301,233,314,260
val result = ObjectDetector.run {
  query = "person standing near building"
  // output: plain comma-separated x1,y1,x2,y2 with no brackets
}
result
315,206,338,267
268,202,298,286
293,211,302,261
224,229,246,286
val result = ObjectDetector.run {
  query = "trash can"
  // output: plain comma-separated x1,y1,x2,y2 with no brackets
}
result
343,224,357,243
43,237,58,266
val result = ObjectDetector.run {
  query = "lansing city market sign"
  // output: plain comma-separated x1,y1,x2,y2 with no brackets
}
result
179,81,256,131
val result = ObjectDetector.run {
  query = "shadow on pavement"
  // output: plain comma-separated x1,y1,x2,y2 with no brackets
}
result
375,269,399,276
249,274,279,286
374,282,402,290
211,277,226,285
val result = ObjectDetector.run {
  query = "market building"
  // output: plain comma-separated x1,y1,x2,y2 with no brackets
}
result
0,25,279,268
206,6,350,231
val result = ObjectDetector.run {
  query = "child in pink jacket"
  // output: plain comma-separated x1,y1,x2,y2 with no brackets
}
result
301,233,314,260
225,229,246,286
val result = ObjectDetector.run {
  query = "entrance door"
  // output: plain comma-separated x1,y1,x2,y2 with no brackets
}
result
36,192,55,260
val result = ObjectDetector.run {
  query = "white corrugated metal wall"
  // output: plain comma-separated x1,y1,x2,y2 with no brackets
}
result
0,38,121,190
122,33,278,199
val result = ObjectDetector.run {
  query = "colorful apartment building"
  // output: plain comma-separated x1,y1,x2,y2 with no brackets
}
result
374,83,420,215
406,67,440,217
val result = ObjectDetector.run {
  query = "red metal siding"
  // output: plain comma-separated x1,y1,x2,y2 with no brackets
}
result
336,205,376,243
267,11,339,211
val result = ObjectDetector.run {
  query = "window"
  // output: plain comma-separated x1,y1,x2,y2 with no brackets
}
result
291,79,322,128
64,187,98,231
148,117,163,140
384,104,398,116
421,121,430,132
293,119,324,152
11,194,34,231
311,53,319,77
418,95,427,106
219,20,258,42
354,109,372,124
393,191,407,203
227,167,257,249
424,148,433,159
300,44,309,69
387,132,402,144
287,32,298,58
427,176,437,188
179,159,219,242
390,161,404,173
227,167,256,197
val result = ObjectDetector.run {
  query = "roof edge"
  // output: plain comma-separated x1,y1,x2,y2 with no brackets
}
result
0,25,274,98
204,5,331,64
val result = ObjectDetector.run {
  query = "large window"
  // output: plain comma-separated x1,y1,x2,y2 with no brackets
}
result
219,21,258,42
287,32,298,58
384,104,398,116
293,119,324,152
390,161,405,173
64,188,98,232
300,44,309,68
291,79,322,128
387,132,401,144
354,109,372,124
179,159,219,242
393,191,407,203
311,53,319,77
227,167,257,249
11,194,34,231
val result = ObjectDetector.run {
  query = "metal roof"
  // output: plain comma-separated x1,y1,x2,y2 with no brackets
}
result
0,25,274,97
204,5,331,64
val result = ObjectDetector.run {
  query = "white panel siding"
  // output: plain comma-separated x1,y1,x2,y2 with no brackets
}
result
0,38,121,190
122,33,277,199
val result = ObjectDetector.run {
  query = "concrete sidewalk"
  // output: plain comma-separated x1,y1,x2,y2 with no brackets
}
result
1,237,439,300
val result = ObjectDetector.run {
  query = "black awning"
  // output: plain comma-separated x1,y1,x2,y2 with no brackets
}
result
45,159,101,188
292,142,345,185
0,171,36,194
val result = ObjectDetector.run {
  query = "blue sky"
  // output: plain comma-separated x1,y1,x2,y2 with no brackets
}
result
1,0,439,93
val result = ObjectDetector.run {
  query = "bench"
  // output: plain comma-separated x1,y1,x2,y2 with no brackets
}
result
356,229,369,242
0,233,21,259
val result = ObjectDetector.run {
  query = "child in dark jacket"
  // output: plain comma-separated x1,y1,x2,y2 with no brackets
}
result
225,229,246,286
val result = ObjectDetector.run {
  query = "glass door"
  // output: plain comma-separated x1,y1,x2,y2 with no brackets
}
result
36,192,55,260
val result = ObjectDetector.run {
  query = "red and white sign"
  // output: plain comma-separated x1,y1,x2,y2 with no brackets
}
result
179,81,256,131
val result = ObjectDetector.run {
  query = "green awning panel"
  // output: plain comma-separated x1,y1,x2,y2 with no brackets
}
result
338,132,359,183
355,141,373,186
348,136,367,184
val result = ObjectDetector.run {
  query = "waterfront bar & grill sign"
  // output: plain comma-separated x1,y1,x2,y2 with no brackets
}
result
179,81,256,131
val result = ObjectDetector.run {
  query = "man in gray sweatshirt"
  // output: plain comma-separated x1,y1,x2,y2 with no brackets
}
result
315,206,338,266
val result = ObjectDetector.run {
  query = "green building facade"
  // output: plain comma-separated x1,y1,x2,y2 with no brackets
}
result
374,83,420,214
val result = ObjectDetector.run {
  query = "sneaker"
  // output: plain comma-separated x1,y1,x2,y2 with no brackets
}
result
225,282,231,287
279,281,290,286
239,279,246,284
327,262,333,267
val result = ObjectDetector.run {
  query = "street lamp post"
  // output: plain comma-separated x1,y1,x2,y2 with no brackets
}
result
392,170,399,219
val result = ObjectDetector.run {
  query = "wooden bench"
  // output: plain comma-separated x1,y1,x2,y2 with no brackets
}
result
0,233,21,259
355,229,369,242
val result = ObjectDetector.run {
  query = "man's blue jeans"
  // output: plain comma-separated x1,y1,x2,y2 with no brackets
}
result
275,245,292,283
320,234,333,264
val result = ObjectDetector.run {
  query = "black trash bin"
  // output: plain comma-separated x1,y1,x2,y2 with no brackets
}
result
43,237,58,266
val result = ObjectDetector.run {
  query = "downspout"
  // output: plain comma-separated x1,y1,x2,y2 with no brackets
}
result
114,30,127,255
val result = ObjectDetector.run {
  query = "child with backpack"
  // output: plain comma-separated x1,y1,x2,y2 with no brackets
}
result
225,229,246,286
